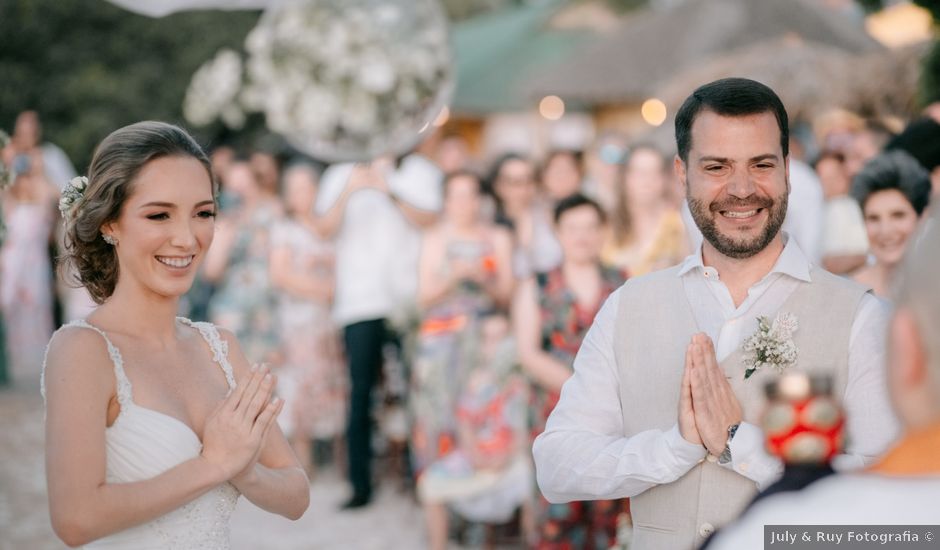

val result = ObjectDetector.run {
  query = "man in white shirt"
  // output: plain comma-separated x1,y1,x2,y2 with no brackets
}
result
708,205,940,549
532,78,898,550
314,154,442,508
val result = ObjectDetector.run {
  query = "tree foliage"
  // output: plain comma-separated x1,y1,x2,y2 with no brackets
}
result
854,0,884,14
0,0,259,172
912,0,940,107
921,38,940,106
913,0,940,23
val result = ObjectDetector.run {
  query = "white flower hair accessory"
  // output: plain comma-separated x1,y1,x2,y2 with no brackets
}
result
742,312,798,380
59,176,89,220
0,130,13,243
0,130,11,189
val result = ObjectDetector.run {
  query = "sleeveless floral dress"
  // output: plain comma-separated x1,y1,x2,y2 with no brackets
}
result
532,265,630,550
410,234,500,474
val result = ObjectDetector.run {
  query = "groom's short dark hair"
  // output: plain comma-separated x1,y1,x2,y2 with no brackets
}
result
675,77,789,163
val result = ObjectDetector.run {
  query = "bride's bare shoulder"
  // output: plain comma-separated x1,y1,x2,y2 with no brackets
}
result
43,325,117,393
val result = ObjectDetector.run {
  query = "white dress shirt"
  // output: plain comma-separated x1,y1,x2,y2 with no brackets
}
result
822,195,869,256
708,474,940,549
533,236,899,503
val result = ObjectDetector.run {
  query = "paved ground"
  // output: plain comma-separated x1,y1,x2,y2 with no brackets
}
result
0,377,62,550
0,378,433,550
230,473,426,550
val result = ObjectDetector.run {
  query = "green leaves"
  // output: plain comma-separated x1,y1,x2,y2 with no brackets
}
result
0,0,260,168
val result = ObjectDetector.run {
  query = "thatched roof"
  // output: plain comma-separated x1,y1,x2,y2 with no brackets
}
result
848,42,927,118
655,36,858,122
525,0,885,104
639,39,926,153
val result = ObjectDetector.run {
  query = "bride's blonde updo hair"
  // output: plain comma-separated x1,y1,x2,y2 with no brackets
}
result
61,121,214,304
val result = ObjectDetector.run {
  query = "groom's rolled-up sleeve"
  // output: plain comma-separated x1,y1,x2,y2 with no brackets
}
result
724,422,783,489
532,289,707,503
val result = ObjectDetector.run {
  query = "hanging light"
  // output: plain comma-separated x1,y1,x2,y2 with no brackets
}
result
433,106,450,127
641,98,667,127
539,95,565,121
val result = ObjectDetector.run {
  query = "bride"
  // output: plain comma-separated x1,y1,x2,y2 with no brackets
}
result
41,121,310,548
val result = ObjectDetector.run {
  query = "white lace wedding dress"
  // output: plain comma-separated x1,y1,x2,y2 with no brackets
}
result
41,318,241,549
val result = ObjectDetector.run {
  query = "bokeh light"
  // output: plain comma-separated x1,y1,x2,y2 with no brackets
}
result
433,106,450,127
641,98,667,126
539,95,565,120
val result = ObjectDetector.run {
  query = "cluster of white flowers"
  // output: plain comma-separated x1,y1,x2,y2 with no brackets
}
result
742,313,799,380
0,130,11,189
183,48,246,129
0,130,12,242
238,0,452,161
58,176,89,221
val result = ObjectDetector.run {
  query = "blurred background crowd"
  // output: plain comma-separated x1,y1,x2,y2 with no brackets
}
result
1,0,938,548
3,104,939,547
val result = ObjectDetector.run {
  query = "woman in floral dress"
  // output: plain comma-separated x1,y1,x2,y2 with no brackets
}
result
269,163,346,474
513,193,629,549
204,160,282,363
411,171,515,476
418,312,533,550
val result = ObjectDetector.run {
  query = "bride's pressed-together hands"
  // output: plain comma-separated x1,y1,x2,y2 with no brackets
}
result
200,364,284,483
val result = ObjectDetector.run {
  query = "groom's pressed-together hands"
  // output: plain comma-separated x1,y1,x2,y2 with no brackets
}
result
679,333,743,456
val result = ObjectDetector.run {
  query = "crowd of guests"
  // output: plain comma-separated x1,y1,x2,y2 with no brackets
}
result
2,102,939,548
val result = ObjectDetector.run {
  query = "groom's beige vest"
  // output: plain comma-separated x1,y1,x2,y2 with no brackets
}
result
613,266,869,550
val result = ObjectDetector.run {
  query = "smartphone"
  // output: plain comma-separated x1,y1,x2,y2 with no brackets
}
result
12,154,31,175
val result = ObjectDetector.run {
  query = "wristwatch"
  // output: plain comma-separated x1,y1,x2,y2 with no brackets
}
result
717,423,740,465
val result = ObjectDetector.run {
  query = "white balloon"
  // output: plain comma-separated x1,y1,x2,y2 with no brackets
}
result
127,0,454,161
241,0,453,161
105,0,277,17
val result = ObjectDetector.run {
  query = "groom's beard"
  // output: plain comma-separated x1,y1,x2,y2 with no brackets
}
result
687,191,788,259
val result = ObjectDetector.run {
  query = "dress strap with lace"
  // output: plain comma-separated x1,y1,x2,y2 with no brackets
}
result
41,319,134,410
176,317,237,391
40,318,237,407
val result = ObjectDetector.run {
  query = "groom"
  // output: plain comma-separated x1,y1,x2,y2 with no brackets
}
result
532,78,898,550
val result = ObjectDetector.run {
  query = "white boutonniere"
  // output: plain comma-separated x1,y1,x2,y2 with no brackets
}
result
742,313,798,380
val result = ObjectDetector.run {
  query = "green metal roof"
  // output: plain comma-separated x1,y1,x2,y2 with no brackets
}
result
451,0,591,115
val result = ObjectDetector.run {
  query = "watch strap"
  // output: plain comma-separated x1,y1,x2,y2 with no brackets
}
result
717,423,740,465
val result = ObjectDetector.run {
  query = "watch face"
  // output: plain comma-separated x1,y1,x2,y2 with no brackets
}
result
719,424,739,465
718,448,732,465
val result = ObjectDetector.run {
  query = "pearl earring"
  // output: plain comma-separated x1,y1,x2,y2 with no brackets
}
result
102,234,118,246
